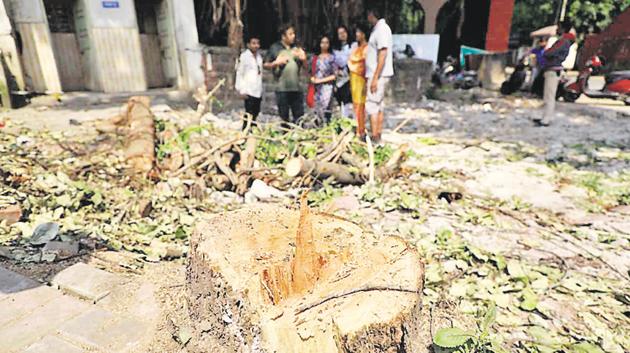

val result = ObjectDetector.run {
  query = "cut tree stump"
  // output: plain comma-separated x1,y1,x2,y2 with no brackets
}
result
187,200,425,353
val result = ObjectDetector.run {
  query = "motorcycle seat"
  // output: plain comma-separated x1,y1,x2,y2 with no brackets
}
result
606,71,630,83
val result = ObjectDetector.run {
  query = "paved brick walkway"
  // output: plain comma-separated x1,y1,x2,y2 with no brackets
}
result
0,265,152,353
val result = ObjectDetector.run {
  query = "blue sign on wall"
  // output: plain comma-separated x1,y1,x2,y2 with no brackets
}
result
102,1,120,8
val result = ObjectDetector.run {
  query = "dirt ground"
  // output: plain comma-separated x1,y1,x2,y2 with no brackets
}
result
1,88,629,352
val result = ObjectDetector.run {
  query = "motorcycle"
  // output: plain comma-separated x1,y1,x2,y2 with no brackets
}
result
563,55,630,105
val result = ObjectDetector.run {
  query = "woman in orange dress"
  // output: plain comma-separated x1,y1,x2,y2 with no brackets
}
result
347,24,369,139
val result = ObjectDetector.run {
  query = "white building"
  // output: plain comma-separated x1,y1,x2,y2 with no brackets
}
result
0,0,204,94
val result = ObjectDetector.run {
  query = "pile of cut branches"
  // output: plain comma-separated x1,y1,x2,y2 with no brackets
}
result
151,105,409,195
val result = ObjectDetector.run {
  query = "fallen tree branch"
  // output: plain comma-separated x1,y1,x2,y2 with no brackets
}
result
170,137,245,177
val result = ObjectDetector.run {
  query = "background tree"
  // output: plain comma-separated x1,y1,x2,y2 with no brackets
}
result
511,0,630,44
567,0,630,39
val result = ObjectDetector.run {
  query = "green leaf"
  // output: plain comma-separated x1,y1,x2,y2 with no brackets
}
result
572,342,605,353
520,287,538,311
467,245,489,262
433,327,473,348
481,302,497,333
91,192,103,206
507,260,527,280
492,254,507,271
399,192,420,210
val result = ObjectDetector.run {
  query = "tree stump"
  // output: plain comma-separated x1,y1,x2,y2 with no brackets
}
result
187,201,425,352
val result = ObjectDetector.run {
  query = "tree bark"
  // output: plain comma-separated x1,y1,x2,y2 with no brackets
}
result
227,0,244,49
187,204,426,352
122,96,155,177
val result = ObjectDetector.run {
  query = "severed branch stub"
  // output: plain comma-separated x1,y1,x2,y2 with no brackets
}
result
187,194,426,352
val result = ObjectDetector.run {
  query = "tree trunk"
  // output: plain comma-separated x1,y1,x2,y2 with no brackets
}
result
123,96,155,177
187,203,426,352
227,0,244,49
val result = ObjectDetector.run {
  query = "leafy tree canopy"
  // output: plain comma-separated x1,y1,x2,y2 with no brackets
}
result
511,0,630,43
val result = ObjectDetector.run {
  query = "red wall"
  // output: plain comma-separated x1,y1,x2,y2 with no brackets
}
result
485,0,515,52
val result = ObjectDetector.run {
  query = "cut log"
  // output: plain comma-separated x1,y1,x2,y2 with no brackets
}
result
123,96,155,176
187,203,425,353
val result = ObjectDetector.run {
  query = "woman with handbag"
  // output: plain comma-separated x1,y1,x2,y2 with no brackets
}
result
308,34,337,123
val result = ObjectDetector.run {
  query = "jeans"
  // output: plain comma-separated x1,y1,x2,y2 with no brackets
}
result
542,70,560,124
276,91,304,124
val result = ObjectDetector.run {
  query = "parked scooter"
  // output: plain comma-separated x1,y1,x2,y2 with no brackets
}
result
563,55,630,105
432,56,480,90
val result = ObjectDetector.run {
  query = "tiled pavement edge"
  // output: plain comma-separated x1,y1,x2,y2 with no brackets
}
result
0,265,154,353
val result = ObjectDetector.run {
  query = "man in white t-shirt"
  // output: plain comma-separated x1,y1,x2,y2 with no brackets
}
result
365,7,394,144
235,35,263,129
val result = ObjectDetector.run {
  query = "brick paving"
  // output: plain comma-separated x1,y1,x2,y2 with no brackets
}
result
0,265,152,353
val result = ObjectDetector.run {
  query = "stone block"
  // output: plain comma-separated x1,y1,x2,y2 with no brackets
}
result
0,294,88,351
59,309,147,352
0,205,21,225
0,267,39,297
51,263,119,303
23,335,85,353
0,286,59,328
42,241,79,260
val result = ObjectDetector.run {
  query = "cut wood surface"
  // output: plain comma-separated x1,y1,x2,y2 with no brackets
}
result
187,203,425,353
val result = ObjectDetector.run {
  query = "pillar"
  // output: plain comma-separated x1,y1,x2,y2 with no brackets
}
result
0,0,25,92
417,0,448,34
485,0,515,52
77,0,147,92
9,0,62,93
168,0,204,90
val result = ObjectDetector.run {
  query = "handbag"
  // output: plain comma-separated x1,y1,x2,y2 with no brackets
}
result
306,55,318,108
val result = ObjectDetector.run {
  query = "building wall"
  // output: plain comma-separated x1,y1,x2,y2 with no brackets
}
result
208,47,433,114
485,0,515,52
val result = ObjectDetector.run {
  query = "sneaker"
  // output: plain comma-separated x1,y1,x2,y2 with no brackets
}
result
533,119,550,127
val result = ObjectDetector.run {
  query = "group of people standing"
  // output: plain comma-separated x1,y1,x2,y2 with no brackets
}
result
235,8,393,143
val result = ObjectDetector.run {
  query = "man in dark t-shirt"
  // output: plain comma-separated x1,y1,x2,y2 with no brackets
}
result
264,24,307,125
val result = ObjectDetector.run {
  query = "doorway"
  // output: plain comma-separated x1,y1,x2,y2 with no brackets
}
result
44,0,85,91
135,0,177,88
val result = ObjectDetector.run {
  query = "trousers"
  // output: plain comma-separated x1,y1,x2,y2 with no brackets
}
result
276,91,304,124
542,70,560,123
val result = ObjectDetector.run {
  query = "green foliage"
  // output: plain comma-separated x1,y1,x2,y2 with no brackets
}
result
511,0,630,43
433,304,503,353
434,327,474,348
307,180,341,207
156,124,210,161
398,0,424,33
512,0,556,40
567,0,630,36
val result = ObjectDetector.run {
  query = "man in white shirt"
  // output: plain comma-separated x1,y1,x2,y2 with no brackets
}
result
235,36,263,129
365,7,394,143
